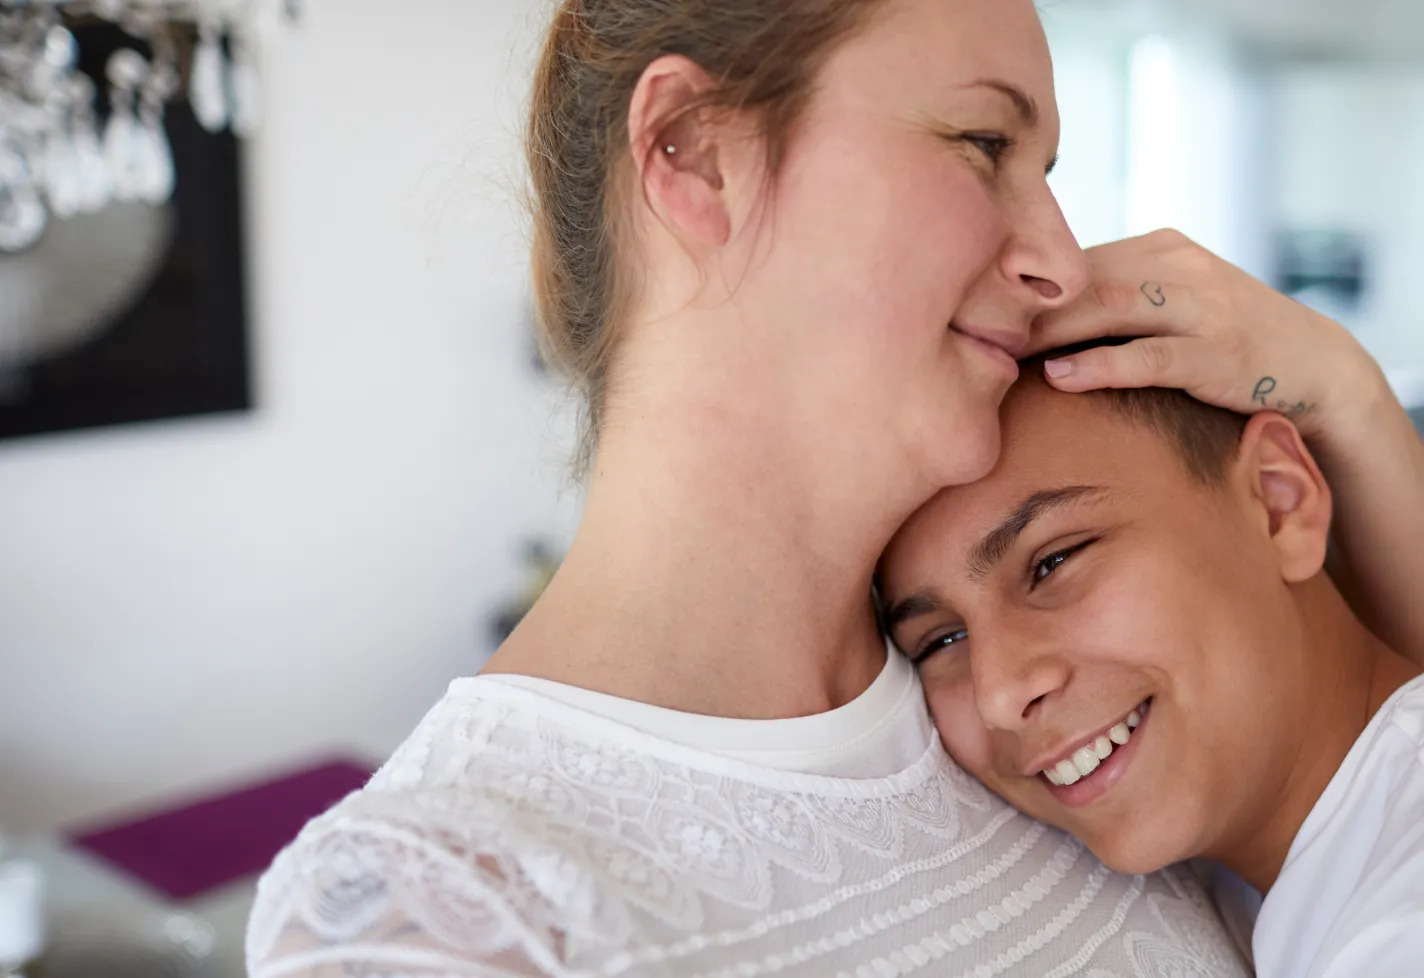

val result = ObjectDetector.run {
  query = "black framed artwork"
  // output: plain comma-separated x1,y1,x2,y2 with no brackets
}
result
0,22,250,442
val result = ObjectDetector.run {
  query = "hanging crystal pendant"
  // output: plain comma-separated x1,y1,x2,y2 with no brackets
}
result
104,50,149,203
135,57,178,205
190,21,229,133
91,0,127,20
41,23,76,72
74,117,112,213
66,75,112,214
229,33,260,138
0,0,280,253
106,47,148,93
41,126,82,219
0,146,47,253
104,107,142,203
135,106,175,205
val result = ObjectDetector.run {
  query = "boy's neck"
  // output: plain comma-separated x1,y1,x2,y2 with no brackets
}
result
1218,575,1420,893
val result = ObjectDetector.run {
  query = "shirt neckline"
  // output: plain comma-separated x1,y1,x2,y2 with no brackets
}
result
476,643,922,759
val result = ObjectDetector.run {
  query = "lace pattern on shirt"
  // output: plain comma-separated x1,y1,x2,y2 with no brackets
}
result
246,682,1251,978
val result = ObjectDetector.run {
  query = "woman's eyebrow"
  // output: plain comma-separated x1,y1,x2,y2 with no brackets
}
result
963,78,1039,127
967,485,1110,582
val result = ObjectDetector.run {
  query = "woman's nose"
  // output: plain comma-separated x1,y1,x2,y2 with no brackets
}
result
1003,187,1090,310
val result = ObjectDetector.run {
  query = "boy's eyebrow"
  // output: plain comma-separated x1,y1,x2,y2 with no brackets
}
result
882,486,1112,633
967,485,1110,582
884,588,947,632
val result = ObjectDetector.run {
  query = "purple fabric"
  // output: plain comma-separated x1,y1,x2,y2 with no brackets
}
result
67,757,374,901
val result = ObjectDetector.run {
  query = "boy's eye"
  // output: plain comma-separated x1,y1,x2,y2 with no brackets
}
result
916,627,969,664
1031,539,1095,588
1034,551,1069,582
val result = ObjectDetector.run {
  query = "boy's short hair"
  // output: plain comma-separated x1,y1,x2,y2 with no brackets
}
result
1023,340,1249,486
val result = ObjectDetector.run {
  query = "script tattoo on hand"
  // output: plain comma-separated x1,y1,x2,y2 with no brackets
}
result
1252,376,1315,420
1140,282,1167,307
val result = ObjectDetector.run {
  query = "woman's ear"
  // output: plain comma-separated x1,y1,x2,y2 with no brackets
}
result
626,55,733,247
1234,412,1333,584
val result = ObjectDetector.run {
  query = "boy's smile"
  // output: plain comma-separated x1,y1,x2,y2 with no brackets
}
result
1033,695,1147,805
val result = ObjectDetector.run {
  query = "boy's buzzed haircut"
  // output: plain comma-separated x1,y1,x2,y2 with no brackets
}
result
1024,339,1249,486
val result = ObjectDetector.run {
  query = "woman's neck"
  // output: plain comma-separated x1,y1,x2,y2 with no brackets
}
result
483,373,934,719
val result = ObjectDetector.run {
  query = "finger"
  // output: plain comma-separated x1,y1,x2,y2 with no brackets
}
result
1041,335,1214,394
1029,279,1196,356
1076,228,1198,270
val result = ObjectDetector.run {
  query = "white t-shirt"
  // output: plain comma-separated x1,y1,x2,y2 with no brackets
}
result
482,644,932,778
245,652,1249,978
1254,672,1424,977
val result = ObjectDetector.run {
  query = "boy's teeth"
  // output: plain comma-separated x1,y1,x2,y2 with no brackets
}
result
1041,701,1150,785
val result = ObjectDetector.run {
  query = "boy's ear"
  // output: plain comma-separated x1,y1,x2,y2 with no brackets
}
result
1234,412,1333,583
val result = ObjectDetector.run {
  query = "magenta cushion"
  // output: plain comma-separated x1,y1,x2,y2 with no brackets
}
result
67,757,374,901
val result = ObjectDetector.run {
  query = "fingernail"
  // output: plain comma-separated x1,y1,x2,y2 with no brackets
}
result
1044,359,1074,379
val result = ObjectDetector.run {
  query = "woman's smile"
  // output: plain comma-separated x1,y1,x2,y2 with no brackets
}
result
950,322,1025,379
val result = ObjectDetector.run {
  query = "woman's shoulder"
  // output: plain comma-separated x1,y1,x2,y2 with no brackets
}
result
243,677,970,976
249,800,631,977
243,680,623,977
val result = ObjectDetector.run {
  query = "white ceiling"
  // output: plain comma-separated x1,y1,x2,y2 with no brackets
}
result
1173,0,1424,61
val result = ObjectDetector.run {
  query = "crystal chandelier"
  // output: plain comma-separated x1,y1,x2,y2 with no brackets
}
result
0,0,289,254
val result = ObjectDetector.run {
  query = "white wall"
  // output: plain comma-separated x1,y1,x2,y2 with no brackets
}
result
0,0,580,833
1122,30,1272,278
1268,64,1424,375
1049,12,1424,396
1042,4,1272,278
1041,4,1131,250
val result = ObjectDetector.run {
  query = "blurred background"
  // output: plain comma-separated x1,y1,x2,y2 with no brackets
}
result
1043,0,1424,402
0,0,1420,973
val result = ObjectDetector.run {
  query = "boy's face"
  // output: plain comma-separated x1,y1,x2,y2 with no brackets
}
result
879,381,1314,874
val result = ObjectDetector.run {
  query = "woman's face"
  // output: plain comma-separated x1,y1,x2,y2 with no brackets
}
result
729,0,1088,489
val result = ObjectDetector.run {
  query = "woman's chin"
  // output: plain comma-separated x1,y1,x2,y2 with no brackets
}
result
928,414,1002,488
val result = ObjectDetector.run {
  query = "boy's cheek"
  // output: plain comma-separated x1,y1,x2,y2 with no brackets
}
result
923,674,995,778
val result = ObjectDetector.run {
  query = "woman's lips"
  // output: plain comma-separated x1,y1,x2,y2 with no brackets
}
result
950,325,1021,378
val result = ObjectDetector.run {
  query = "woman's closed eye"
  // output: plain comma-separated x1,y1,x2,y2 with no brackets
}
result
1030,538,1096,589
962,132,1014,166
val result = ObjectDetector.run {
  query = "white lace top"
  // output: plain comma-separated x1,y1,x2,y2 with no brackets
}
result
245,664,1250,978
